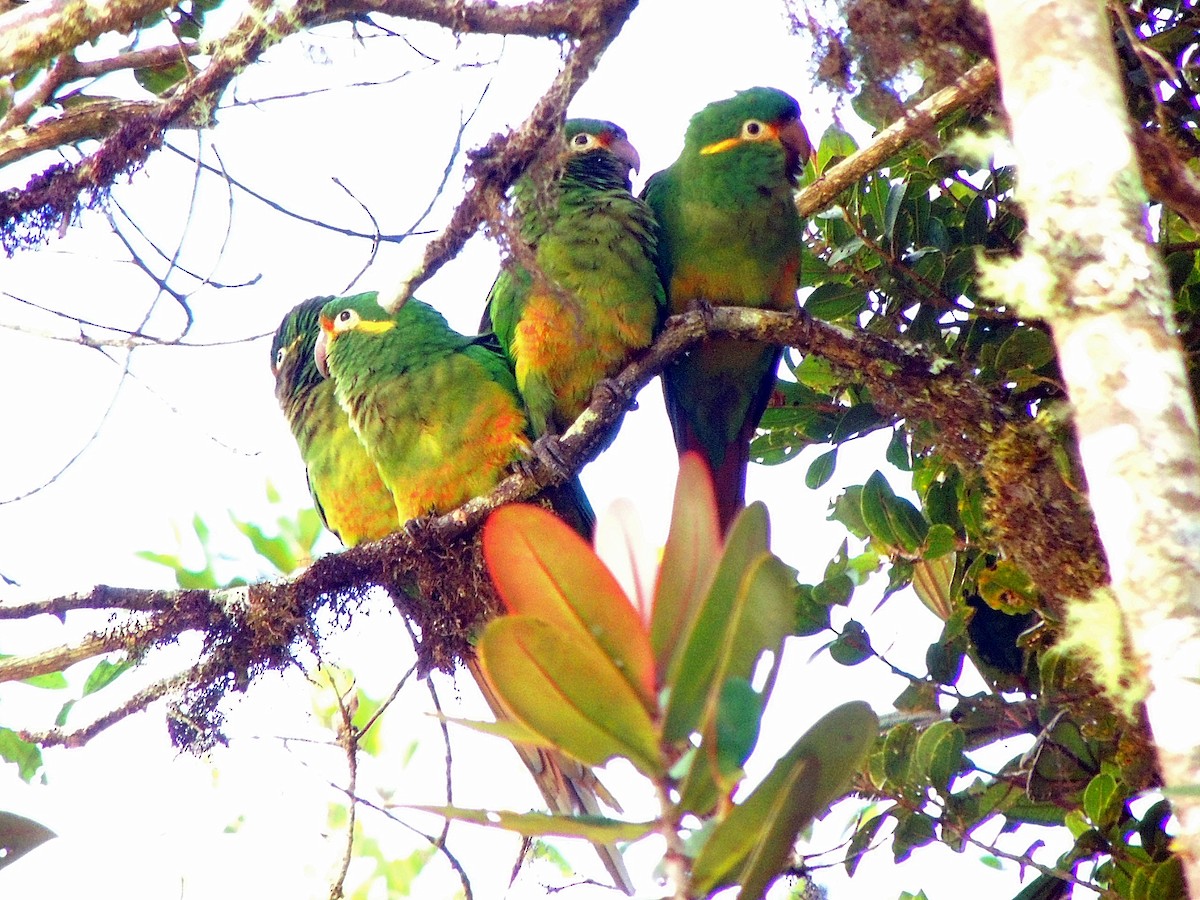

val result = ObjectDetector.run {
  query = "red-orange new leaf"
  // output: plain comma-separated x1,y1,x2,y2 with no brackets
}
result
482,503,657,712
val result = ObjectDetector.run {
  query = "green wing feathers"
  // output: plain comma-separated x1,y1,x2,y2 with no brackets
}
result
482,119,664,441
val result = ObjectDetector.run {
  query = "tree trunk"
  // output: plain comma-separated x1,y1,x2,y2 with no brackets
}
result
983,0,1200,893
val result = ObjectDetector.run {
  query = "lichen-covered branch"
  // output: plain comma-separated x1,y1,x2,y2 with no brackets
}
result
0,0,639,253
795,59,998,217
0,303,1036,680
0,0,178,77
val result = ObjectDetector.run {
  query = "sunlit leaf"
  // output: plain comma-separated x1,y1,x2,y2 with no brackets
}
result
911,552,955,620
805,447,837,489
82,658,134,696
0,728,42,783
651,452,722,685
815,125,858,172
593,498,657,623
691,701,878,896
483,504,655,709
477,616,661,777
661,504,774,743
408,805,654,842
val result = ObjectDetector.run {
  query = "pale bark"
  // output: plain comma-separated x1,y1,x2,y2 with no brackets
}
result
984,0,1200,893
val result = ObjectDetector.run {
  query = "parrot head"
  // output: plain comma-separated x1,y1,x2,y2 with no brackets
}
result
688,86,813,184
314,292,392,378
271,295,332,407
563,118,641,175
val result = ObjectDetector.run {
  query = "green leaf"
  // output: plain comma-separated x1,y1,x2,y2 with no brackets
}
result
922,524,958,560
483,504,655,710
805,448,837,489
407,805,654,842
977,560,1038,613
82,658,134,696
692,701,878,897
651,452,722,687
885,428,912,471
892,810,937,862
829,620,872,665
1082,771,1121,829
911,552,955,620
804,282,867,322
815,125,859,173
880,721,918,789
233,517,298,576
913,721,965,790
17,670,67,690
477,616,662,777
714,678,762,778
1129,857,1186,900
812,573,854,607
664,547,793,744
995,328,1055,375
831,403,886,443
925,635,964,684
0,811,55,871
829,485,869,539
440,714,551,750
133,60,190,96
794,584,832,636
0,728,42,782
860,471,929,553
661,503,770,742
845,809,888,876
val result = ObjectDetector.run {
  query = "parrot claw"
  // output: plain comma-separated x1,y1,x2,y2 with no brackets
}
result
514,433,573,484
688,296,717,329
590,376,636,412
402,516,431,542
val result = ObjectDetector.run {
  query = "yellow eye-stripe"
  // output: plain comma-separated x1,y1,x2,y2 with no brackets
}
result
700,137,742,156
351,319,395,334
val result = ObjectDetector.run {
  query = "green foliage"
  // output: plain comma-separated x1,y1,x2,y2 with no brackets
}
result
439,455,879,898
138,482,324,588
746,108,1181,897
0,728,43,783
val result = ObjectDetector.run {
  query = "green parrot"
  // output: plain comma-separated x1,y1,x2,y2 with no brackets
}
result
481,118,664,446
310,291,631,893
270,296,398,547
642,87,812,531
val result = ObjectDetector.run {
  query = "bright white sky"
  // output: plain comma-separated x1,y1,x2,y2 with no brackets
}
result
0,1,1085,898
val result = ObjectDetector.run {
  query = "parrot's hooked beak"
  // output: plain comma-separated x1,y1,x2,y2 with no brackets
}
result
314,318,332,378
604,134,641,175
778,116,813,184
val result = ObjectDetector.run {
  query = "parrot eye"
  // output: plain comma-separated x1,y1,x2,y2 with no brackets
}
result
274,346,287,368
570,132,598,151
742,119,767,140
334,309,360,331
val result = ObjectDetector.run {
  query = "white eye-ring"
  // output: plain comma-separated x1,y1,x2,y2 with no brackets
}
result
571,132,598,150
334,308,360,331
275,346,288,368
742,119,768,139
